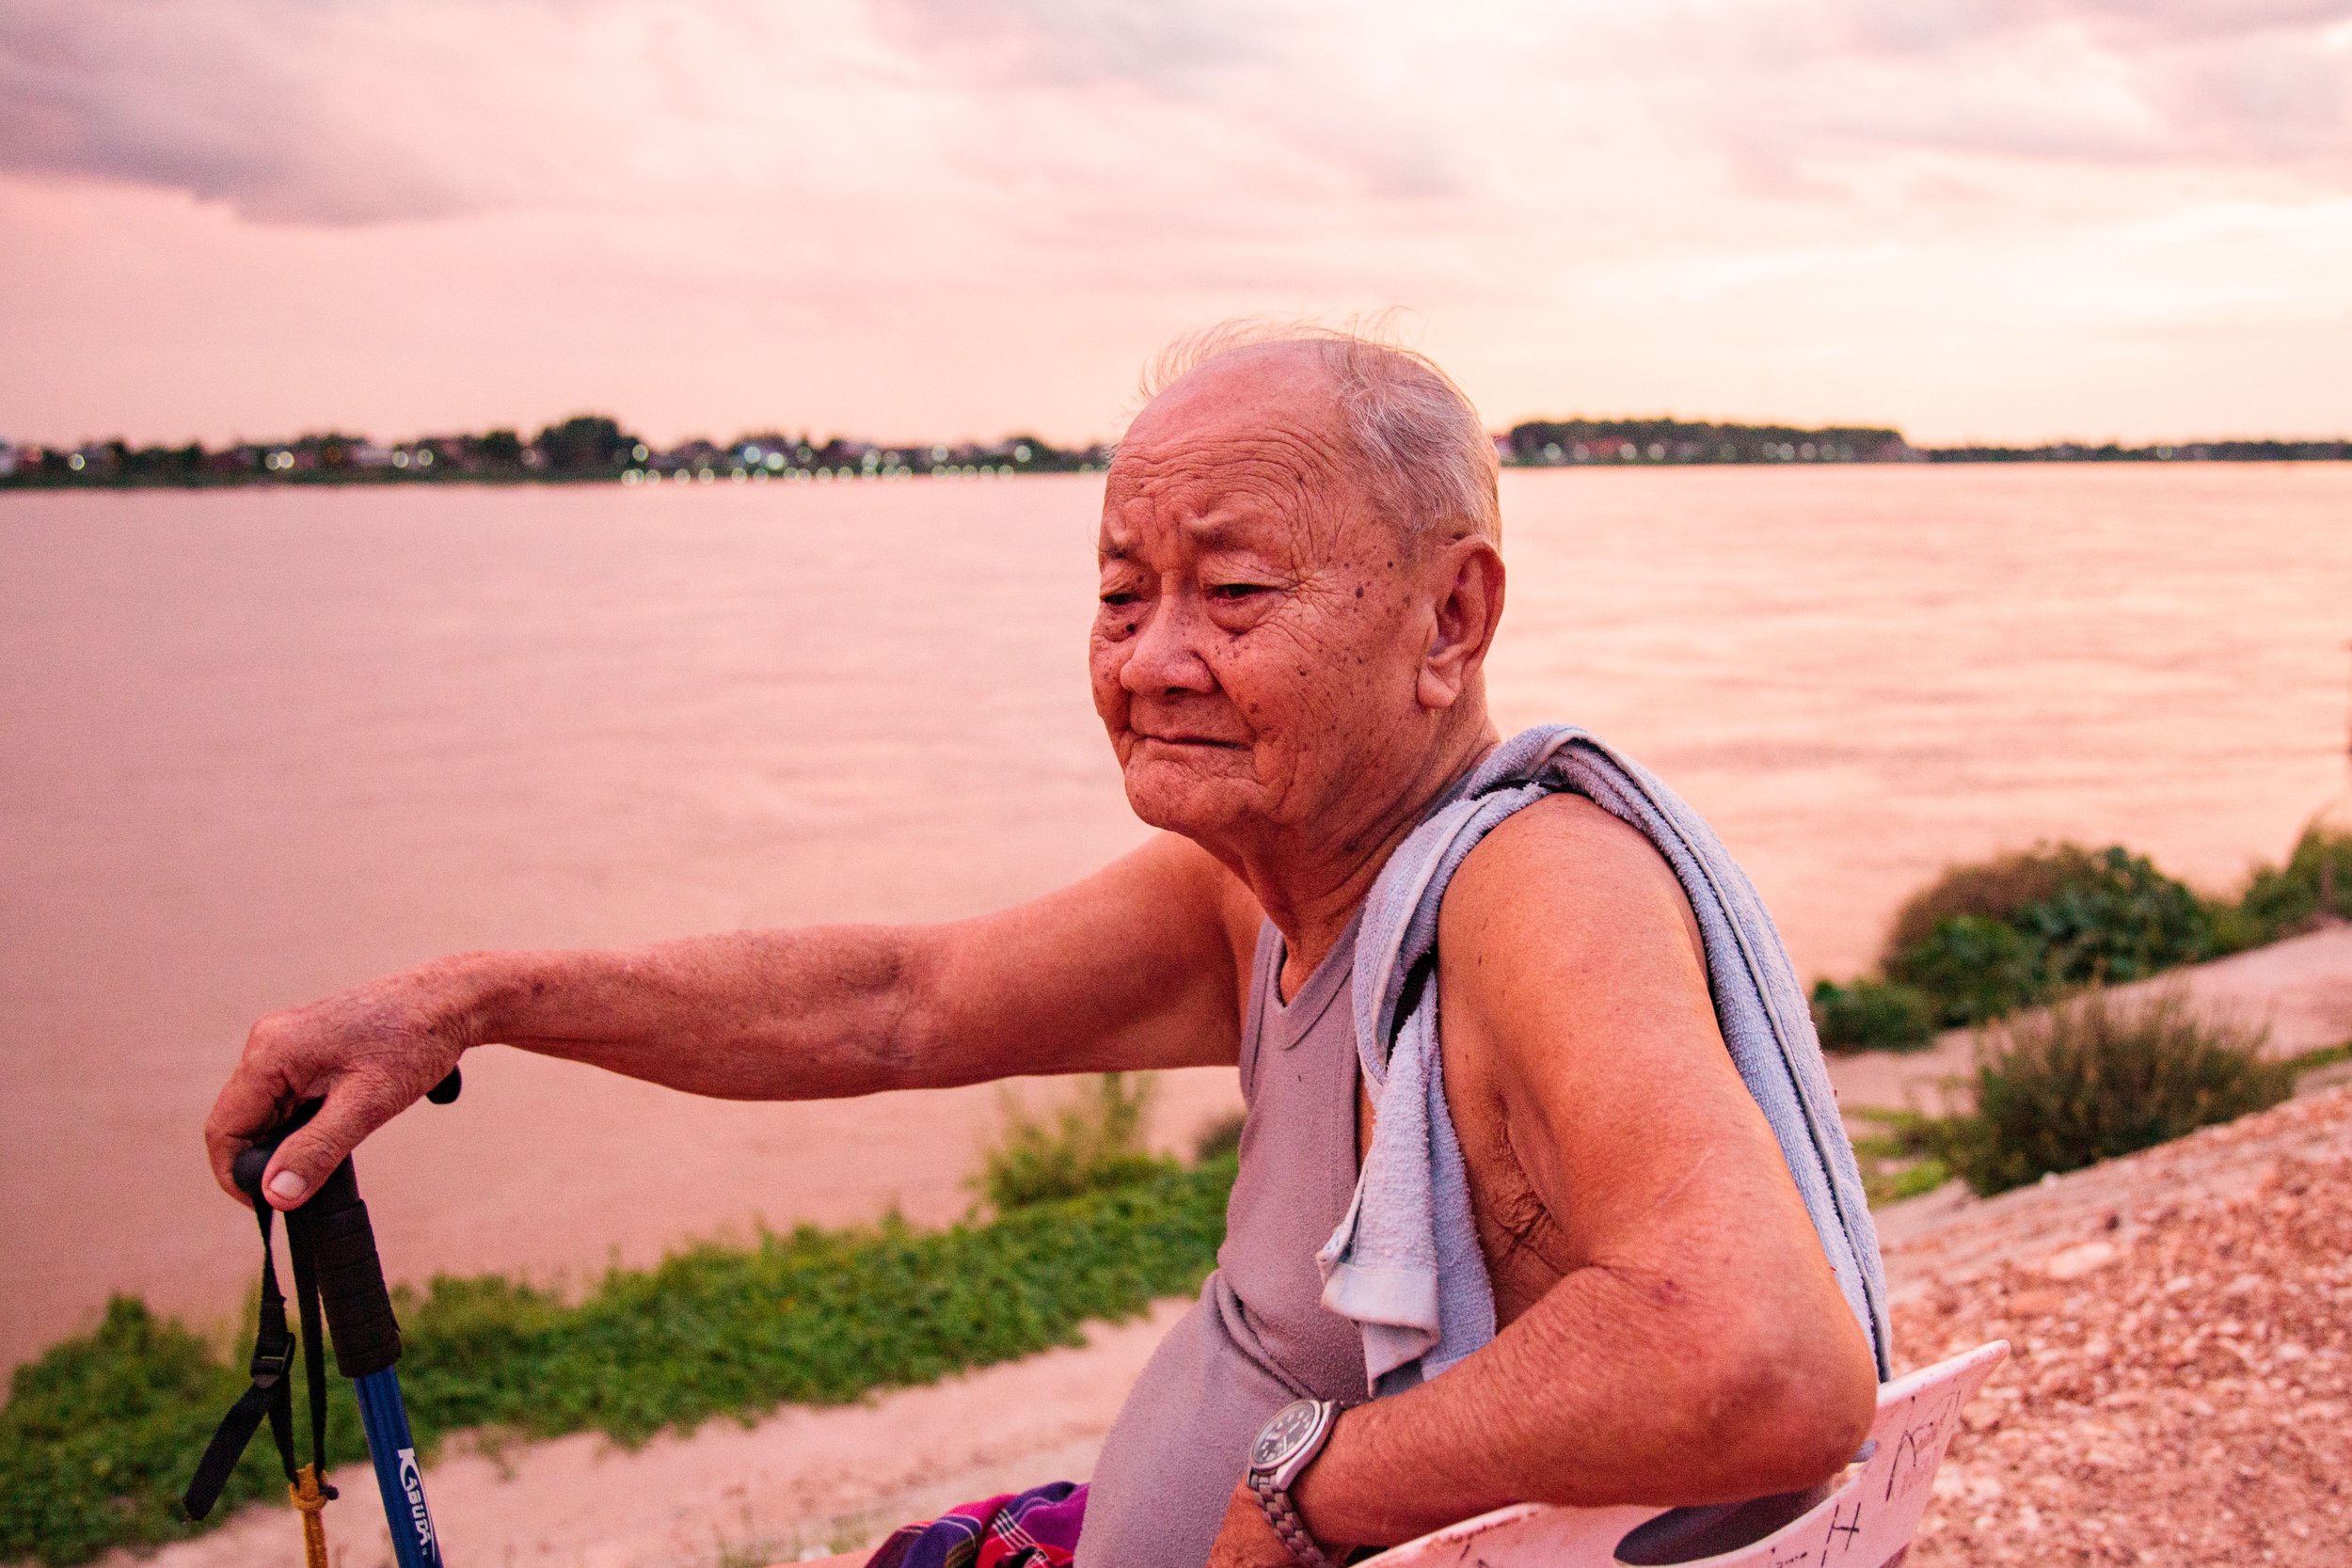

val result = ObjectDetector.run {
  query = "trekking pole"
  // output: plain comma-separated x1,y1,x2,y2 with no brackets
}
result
204,1069,462,1568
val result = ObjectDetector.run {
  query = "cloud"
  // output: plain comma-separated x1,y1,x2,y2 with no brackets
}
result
1663,0,2352,180
12,0,2340,244
864,0,1274,91
0,3,479,223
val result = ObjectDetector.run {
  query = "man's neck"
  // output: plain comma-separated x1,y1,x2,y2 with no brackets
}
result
1246,715,1502,998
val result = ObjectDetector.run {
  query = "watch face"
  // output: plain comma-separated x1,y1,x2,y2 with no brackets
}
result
1252,1400,1324,1470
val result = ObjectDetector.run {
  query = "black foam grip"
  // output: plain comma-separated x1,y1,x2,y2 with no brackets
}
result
302,1164,404,1377
230,1145,273,1206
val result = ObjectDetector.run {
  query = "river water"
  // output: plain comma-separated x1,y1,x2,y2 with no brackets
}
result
4,465,2348,1367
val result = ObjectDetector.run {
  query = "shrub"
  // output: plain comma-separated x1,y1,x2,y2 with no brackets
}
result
974,1072,1174,1213
1940,989,2289,1196
2010,846,2213,986
1882,844,2213,1025
1884,915,2043,1027
2201,896,2268,958
1882,844,2100,964
2236,826,2352,942
1808,977,1936,1053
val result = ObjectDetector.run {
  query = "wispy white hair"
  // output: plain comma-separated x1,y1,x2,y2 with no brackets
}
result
1136,319,1502,549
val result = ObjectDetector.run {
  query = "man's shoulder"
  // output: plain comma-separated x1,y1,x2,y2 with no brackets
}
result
1450,792,1687,916
1438,792,1705,988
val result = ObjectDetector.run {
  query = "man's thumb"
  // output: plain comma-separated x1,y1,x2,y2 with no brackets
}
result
259,1097,373,1209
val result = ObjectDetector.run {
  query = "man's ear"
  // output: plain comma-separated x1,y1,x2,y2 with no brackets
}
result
1417,535,1506,710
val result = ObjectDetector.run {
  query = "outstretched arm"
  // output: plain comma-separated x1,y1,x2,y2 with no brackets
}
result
1211,798,1878,1563
207,832,1257,1210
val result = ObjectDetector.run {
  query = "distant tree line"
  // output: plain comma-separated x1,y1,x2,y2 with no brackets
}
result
1497,420,2352,466
6,412,2347,488
0,414,1114,488
1920,438,2352,464
1501,419,1913,466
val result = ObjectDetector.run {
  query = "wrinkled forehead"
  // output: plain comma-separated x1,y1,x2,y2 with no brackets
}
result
1100,444,1321,556
1101,370,1366,564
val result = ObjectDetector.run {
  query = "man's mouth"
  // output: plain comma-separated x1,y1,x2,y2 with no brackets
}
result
1133,731,1247,751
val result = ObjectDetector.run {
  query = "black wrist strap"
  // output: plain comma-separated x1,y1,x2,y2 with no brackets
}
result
183,1199,340,1520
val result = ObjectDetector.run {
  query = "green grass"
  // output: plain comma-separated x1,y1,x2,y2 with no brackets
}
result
2284,1040,2352,1077
0,1155,1235,1566
1846,1107,1957,1206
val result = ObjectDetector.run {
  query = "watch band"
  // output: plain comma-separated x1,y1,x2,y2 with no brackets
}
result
1250,1470,1336,1568
1247,1398,1342,1568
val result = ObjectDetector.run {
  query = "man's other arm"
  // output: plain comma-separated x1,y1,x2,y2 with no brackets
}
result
207,832,1258,1209
1284,798,1879,1550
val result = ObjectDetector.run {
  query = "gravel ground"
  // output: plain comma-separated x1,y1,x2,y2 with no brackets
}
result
1892,1084,2352,1566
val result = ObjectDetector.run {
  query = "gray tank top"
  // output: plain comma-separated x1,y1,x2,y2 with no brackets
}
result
1076,913,1370,1568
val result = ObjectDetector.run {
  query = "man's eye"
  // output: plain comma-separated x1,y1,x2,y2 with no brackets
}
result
1207,583,1271,602
1100,589,1140,607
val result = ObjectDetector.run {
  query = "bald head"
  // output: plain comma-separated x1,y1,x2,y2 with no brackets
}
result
1122,327,1501,552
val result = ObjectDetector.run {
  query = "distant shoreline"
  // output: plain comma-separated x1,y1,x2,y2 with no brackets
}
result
8,451,2351,493
7,414,2346,490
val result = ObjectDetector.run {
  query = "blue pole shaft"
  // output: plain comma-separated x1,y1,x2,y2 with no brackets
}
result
355,1368,447,1568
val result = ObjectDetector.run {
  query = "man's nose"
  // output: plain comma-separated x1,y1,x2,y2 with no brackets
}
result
1120,593,1217,696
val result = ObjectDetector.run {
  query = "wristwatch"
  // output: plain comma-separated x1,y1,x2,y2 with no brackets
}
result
1247,1397,1342,1568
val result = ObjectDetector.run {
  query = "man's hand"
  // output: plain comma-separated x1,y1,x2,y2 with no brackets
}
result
1206,1482,1307,1568
205,958,487,1211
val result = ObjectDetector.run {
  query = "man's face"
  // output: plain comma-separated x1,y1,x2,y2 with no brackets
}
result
1090,349,1437,852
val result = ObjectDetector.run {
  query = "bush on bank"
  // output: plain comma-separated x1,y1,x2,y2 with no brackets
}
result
1846,1008,2339,1206
1884,845,2215,1025
0,1155,1235,1567
1938,989,2291,1196
1812,830,2352,1051
1808,976,1939,1052
2238,826,2352,938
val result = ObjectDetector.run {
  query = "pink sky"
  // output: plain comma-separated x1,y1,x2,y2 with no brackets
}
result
4,0,2350,449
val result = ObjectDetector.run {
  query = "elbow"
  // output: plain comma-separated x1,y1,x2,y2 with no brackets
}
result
869,929,957,1091
1700,1307,1879,1498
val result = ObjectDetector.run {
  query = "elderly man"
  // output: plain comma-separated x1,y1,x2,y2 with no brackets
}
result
208,330,1882,1568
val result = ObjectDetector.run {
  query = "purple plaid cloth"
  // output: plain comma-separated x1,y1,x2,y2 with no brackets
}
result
864,1481,1088,1568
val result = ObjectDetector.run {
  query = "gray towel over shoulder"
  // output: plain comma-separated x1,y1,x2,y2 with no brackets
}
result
1314,725,1892,1394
